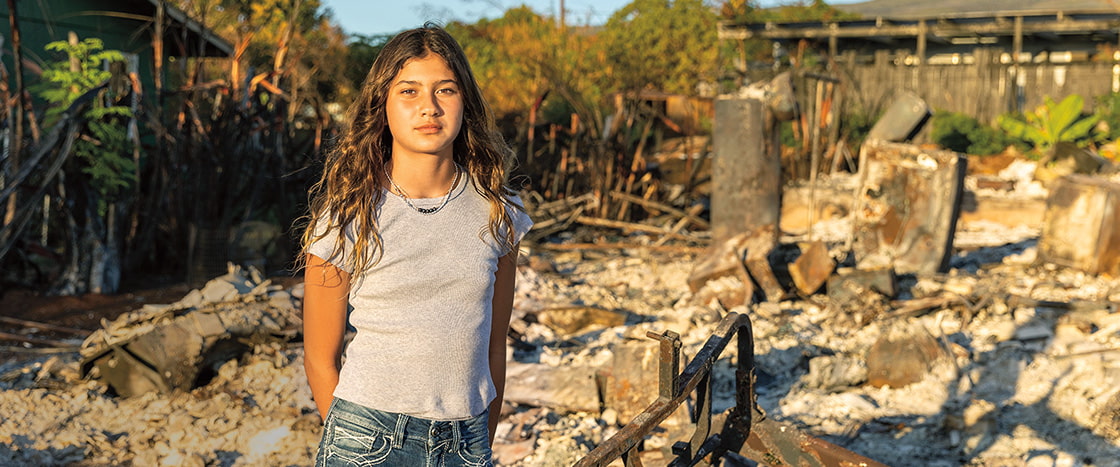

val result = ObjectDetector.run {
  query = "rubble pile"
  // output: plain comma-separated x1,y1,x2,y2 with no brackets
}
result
3,214,1120,466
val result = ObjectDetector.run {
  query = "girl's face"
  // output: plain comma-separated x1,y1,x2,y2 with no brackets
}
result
385,54,464,162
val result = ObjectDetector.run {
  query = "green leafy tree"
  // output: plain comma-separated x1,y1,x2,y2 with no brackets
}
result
344,33,392,92
600,0,719,95
998,94,1100,153
33,38,134,207
450,8,609,133
170,0,351,108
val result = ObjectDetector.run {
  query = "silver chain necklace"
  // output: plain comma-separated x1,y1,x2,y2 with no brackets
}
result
384,163,461,215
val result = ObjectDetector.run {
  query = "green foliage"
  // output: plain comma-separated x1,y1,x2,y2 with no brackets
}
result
344,34,391,91
35,38,125,123
1094,92,1120,141
998,94,1100,152
720,0,859,66
931,111,1017,155
842,110,875,148
33,38,134,208
600,0,719,95
450,7,610,133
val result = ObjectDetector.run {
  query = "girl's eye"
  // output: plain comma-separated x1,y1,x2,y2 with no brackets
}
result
437,87,458,95
400,89,416,95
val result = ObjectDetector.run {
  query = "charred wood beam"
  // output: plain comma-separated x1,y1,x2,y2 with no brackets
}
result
0,87,95,261
572,216,704,243
0,330,79,348
0,316,91,336
533,242,707,254
0,84,104,204
1034,31,1062,42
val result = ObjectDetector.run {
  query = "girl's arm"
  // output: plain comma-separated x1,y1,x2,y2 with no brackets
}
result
302,253,351,421
487,245,519,445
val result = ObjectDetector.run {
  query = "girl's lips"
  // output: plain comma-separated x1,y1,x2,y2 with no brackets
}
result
415,124,442,132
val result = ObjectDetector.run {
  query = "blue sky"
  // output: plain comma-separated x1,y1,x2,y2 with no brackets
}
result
321,0,861,37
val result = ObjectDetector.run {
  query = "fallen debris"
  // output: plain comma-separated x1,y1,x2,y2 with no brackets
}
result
77,263,301,397
4,176,1120,465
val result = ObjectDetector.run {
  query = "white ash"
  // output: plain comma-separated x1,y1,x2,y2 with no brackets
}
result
3,221,1120,466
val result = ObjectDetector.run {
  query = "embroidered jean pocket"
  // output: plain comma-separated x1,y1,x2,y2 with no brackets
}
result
324,413,394,465
455,426,493,467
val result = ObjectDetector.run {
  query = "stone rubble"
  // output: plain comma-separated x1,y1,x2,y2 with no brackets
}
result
2,186,1120,465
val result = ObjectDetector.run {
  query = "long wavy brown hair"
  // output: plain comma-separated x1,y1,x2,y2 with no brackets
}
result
300,23,519,279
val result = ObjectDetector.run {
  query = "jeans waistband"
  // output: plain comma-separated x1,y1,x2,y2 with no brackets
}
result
328,397,486,449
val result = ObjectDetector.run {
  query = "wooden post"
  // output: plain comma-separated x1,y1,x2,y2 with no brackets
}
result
4,0,25,228
828,24,838,59
711,97,780,246
153,1,164,97
1012,15,1024,114
916,19,927,95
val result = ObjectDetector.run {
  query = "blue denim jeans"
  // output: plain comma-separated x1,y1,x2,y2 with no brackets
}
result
315,398,493,467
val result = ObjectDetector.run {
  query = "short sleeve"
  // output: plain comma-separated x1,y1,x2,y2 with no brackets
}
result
507,195,534,246
306,212,354,273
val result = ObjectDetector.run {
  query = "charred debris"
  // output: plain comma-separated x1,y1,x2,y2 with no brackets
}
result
4,81,1120,465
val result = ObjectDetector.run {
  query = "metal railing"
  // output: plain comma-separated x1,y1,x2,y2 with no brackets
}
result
574,311,887,467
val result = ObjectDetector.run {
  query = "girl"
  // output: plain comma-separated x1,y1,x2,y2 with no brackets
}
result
300,24,532,466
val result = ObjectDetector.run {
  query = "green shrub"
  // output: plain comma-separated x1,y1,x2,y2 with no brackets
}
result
1094,92,1120,141
930,111,1015,155
998,94,1099,153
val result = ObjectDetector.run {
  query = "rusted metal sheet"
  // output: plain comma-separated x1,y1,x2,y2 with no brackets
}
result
852,141,966,274
741,415,887,467
1038,174,1120,276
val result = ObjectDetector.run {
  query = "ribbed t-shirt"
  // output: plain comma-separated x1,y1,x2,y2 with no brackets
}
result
308,177,533,420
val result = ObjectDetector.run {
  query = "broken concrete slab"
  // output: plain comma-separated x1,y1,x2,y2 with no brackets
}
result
687,233,749,293
504,362,601,413
78,264,300,398
852,141,966,274
693,275,750,309
599,339,690,427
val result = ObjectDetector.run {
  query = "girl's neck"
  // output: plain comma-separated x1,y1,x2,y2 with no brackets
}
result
385,155,459,199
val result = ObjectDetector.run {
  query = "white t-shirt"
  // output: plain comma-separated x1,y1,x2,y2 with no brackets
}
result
308,177,533,420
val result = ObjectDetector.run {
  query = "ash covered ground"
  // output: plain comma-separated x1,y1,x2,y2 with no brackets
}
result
2,177,1120,466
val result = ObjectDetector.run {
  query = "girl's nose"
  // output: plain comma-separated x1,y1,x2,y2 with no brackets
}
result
421,94,442,117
